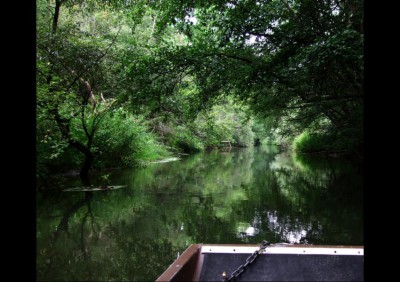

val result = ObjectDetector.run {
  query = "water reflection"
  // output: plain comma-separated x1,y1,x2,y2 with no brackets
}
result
37,145,363,281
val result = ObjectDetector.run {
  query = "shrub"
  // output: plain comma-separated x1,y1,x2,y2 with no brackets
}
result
90,109,170,168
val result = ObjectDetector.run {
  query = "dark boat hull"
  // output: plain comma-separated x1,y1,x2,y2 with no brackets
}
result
156,244,364,281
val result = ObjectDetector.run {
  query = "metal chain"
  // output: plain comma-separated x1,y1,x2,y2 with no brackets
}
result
222,241,270,281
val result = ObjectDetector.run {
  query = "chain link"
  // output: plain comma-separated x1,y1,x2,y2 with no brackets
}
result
223,241,270,281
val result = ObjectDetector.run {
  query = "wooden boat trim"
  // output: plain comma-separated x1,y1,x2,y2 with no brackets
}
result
200,243,363,248
156,244,202,282
201,245,363,255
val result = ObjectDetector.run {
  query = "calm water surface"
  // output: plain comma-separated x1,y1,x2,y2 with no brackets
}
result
36,145,363,281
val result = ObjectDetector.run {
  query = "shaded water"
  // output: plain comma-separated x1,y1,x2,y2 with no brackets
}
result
36,145,363,281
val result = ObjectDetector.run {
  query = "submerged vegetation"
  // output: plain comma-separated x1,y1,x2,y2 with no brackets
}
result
36,0,363,185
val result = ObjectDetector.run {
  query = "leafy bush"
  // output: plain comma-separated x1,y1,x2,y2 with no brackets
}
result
293,131,326,153
233,122,255,147
88,108,170,168
172,125,204,153
293,130,360,154
193,99,255,148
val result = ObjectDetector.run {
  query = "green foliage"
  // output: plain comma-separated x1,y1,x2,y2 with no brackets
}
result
139,0,364,155
145,96,257,153
193,98,255,148
293,131,327,153
37,107,170,174
70,108,170,168
293,130,360,154
36,0,159,176
172,125,204,153
37,0,363,183
233,123,254,147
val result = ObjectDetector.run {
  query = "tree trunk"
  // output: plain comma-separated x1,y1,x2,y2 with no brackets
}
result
80,153,94,178
52,0,62,33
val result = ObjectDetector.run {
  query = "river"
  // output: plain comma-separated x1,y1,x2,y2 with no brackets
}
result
36,145,363,281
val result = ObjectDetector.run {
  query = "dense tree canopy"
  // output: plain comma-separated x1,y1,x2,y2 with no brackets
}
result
36,0,363,185
141,0,364,150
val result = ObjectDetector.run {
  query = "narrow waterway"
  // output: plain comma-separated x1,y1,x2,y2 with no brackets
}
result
36,145,363,281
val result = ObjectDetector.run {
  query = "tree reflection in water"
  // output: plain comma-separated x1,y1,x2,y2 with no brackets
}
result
37,145,363,281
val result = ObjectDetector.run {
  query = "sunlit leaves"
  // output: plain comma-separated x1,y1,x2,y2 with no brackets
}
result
141,0,363,153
